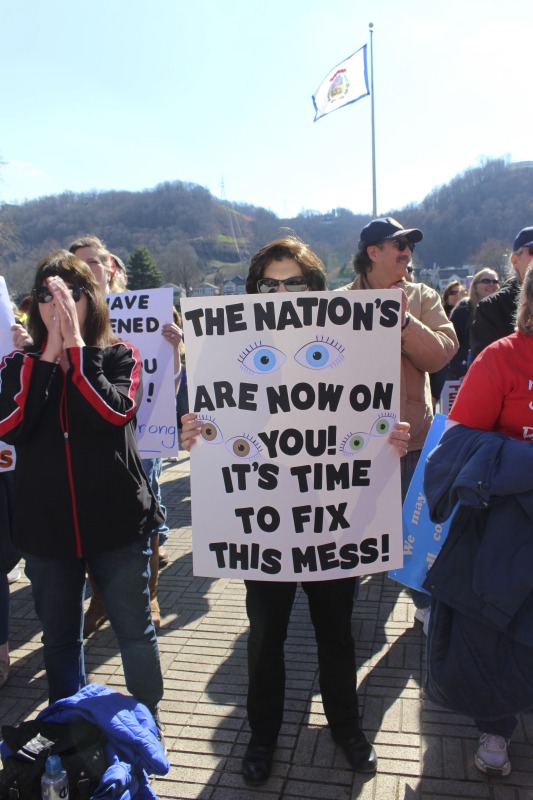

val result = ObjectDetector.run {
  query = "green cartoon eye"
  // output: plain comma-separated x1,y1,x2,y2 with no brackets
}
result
340,432,369,456
370,414,396,438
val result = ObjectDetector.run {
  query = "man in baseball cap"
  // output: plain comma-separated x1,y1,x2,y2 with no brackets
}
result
358,216,423,248
470,225,533,360
339,216,458,627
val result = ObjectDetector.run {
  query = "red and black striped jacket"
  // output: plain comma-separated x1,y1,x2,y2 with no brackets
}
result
0,342,162,558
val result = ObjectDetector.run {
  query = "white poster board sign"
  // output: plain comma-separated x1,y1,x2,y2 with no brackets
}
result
181,289,403,581
439,379,463,416
106,288,178,457
0,277,16,471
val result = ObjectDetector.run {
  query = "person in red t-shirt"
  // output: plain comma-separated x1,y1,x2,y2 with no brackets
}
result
444,264,533,777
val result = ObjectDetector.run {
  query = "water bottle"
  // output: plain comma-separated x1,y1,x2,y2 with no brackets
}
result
41,755,69,800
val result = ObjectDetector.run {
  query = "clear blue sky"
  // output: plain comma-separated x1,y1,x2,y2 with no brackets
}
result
1,0,530,218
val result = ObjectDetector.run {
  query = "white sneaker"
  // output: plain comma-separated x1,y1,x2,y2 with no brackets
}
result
475,733,511,777
7,566,20,584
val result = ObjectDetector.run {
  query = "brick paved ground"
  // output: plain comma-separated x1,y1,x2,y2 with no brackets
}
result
2,453,532,799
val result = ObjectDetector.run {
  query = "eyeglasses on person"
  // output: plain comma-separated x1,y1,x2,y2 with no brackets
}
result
256,276,309,293
391,238,415,253
477,278,499,285
33,286,87,304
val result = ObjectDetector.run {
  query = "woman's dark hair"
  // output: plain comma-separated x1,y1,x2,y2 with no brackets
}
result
442,280,462,306
246,236,327,294
28,250,118,349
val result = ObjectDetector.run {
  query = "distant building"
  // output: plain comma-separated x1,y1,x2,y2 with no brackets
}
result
190,281,219,297
223,275,246,295
161,282,187,305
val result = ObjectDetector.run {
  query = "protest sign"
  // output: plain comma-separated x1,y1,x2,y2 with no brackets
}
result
106,288,178,457
181,289,404,580
388,413,453,593
439,379,463,415
0,277,16,472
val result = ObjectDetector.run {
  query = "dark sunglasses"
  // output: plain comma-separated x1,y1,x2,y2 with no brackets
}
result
33,286,86,304
257,276,309,293
477,278,499,286
392,238,415,253
448,289,460,296
527,247,533,256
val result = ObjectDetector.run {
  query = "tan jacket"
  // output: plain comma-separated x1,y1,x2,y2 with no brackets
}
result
339,277,458,452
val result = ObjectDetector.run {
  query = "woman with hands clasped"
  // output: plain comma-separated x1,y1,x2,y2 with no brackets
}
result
68,234,182,633
181,236,410,786
0,251,164,734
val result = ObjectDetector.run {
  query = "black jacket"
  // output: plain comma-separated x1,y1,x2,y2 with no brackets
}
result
446,299,472,379
0,343,162,558
469,279,520,361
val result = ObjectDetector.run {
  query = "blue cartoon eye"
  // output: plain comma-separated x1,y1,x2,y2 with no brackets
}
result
340,431,370,456
225,434,262,461
199,416,223,444
370,414,397,438
239,342,287,375
294,337,345,370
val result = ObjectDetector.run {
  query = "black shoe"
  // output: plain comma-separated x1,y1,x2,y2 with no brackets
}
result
242,742,275,786
334,731,378,774
152,708,167,755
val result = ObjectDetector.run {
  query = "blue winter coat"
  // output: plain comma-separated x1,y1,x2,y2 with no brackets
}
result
33,684,169,800
422,424,533,719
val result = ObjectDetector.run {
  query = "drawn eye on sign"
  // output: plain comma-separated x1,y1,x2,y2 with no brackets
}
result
198,415,263,461
225,434,263,461
238,342,286,375
294,336,345,370
339,413,397,456
238,335,345,376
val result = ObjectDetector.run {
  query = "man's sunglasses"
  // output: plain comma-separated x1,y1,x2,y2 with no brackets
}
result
33,286,86,304
477,278,499,286
391,238,415,253
257,276,309,293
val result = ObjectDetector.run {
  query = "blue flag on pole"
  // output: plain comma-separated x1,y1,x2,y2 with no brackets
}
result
312,45,370,122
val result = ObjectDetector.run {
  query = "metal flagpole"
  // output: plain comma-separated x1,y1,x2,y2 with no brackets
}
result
369,22,377,218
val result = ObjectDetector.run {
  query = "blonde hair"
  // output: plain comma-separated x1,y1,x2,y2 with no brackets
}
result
515,264,533,335
68,235,123,293
469,268,499,308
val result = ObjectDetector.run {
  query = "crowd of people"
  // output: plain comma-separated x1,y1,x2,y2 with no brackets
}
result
0,220,532,787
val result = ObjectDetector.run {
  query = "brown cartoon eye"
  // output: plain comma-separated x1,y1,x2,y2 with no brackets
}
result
200,418,223,444
225,435,262,461
232,438,250,457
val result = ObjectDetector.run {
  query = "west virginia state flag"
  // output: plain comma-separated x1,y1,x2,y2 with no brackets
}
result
312,45,369,121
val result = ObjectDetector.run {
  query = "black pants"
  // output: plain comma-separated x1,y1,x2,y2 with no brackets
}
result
245,577,360,745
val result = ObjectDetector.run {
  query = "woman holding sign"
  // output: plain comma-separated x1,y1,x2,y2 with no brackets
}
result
423,264,533,778
0,251,165,736
181,236,410,785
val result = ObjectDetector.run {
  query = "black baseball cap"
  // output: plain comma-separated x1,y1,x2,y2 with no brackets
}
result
359,217,423,248
513,227,533,252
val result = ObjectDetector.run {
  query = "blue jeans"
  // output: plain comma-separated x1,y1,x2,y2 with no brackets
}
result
142,458,169,546
24,536,163,710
